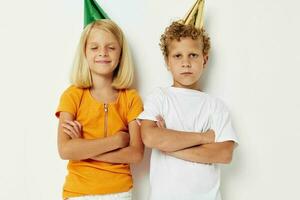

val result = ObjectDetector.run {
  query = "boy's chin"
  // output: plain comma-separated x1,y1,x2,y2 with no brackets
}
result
173,81,200,89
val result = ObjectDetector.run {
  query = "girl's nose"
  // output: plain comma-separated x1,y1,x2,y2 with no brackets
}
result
98,48,108,57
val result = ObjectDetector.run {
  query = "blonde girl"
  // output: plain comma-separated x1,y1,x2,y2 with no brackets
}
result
55,19,143,200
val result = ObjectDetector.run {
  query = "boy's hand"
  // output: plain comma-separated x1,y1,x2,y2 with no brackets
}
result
62,120,82,139
201,129,215,144
156,115,166,128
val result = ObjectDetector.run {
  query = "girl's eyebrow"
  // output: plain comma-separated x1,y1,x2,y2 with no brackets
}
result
87,42,117,46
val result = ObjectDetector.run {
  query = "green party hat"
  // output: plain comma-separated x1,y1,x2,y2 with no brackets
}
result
84,0,109,27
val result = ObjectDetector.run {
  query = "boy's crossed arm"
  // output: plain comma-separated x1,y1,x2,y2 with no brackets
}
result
140,119,234,164
140,120,215,152
166,141,234,164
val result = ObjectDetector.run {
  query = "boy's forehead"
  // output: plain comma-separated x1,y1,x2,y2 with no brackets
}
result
168,37,203,50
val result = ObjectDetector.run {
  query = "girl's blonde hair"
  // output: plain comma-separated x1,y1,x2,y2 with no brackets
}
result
71,19,134,89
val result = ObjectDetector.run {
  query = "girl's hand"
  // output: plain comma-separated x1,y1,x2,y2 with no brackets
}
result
155,115,166,129
115,131,130,148
62,120,82,139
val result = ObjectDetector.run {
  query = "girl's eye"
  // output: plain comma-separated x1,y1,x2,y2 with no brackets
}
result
190,53,199,58
91,47,98,50
108,47,115,50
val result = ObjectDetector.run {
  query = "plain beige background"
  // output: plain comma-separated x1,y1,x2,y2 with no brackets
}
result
0,0,299,199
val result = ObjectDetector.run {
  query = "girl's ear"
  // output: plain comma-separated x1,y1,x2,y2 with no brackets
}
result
203,54,209,68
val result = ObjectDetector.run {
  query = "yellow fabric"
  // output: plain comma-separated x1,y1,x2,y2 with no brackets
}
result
56,85,143,199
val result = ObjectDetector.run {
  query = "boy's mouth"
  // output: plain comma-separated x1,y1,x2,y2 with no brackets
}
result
180,72,193,75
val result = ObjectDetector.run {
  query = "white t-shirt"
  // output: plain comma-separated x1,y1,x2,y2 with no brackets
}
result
138,86,239,200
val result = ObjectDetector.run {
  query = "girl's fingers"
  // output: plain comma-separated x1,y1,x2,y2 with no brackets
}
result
74,121,82,130
62,123,80,138
63,126,77,139
65,120,81,136
66,120,80,134
74,121,82,136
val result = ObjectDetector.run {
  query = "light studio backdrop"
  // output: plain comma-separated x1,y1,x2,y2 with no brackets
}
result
0,0,299,199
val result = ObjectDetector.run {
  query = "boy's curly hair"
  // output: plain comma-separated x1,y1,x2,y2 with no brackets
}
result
159,21,211,58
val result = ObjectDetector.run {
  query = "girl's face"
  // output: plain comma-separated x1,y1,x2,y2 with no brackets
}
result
166,37,208,90
85,28,121,79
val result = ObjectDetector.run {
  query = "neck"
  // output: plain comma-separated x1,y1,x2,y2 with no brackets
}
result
91,74,115,93
173,81,201,91
90,75,119,103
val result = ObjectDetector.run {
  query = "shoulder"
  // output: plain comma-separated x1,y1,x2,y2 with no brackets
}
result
62,85,84,95
122,89,142,101
120,89,143,106
124,88,140,97
146,87,167,99
60,85,86,102
207,95,230,114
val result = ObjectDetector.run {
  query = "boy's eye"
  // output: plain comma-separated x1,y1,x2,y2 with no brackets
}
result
174,54,182,59
190,53,199,58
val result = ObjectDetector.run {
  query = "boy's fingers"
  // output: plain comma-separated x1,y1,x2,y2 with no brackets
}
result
155,115,166,128
155,115,163,121
156,115,165,123
156,121,162,128
136,119,141,126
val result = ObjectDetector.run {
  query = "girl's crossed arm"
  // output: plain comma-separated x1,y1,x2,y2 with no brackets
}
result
91,120,144,164
57,112,129,161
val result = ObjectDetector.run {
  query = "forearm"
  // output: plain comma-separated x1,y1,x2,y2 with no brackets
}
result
59,136,121,161
91,146,144,164
141,122,214,152
167,141,234,164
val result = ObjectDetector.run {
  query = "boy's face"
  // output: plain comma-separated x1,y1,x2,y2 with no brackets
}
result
166,37,208,90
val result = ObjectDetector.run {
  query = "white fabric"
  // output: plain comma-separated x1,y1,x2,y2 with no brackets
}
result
67,190,132,200
138,87,239,200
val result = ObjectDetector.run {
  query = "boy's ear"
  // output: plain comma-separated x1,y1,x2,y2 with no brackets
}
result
164,57,171,70
203,54,209,68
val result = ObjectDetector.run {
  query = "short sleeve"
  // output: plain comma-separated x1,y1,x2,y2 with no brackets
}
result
126,90,144,123
210,99,239,144
55,86,83,118
138,88,164,122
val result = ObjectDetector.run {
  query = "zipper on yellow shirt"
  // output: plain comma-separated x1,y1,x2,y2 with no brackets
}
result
104,103,108,137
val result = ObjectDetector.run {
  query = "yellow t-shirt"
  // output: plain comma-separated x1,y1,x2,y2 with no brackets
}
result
55,86,143,199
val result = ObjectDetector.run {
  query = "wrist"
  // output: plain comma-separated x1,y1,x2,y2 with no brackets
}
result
198,130,214,144
112,134,123,148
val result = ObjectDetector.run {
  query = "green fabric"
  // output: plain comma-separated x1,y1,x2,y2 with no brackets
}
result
84,0,109,27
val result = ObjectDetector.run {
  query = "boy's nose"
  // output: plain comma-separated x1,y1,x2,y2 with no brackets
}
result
182,64,191,68
181,58,191,68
